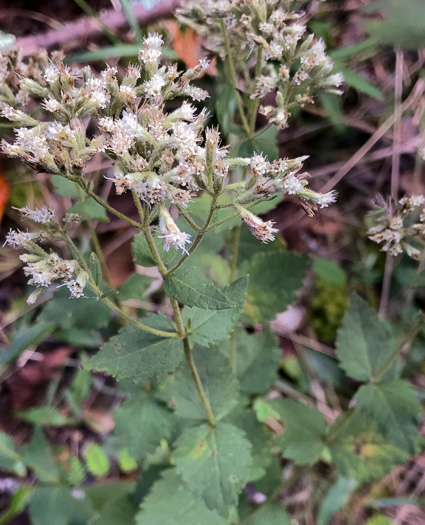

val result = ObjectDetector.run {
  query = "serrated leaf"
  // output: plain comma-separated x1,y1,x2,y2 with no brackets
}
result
69,198,108,222
235,329,281,394
229,409,273,482
132,232,178,267
114,390,175,461
84,314,183,383
38,293,112,330
29,486,94,525
270,399,327,465
16,406,68,427
241,251,309,324
172,422,253,517
84,443,110,477
335,294,396,382
242,502,291,525
137,470,226,525
90,252,102,286
354,379,419,453
20,428,59,483
328,411,409,482
184,276,248,346
118,448,138,472
164,266,235,310
161,346,239,422
66,456,85,485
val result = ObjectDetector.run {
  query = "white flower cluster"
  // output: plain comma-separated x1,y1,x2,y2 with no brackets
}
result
3,206,88,302
178,0,343,129
368,195,425,259
1,34,337,256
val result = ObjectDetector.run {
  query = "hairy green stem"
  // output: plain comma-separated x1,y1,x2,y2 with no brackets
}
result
64,231,178,338
77,183,144,230
144,225,216,426
176,206,202,233
166,196,218,276
220,20,251,136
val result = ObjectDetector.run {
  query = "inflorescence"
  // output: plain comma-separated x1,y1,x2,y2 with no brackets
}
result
1,25,338,301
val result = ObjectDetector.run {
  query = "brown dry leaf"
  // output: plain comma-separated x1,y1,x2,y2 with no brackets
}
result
6,346,73,410
82,407,115,434
164,21,217,76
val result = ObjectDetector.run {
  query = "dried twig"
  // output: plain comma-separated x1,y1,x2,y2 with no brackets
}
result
15,0,182,56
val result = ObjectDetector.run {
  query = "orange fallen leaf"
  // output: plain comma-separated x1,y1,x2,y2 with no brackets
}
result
164,21,217,76
0,170,10,223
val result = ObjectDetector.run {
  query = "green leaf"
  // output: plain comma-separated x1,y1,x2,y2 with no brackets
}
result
118,0,143,42
90,252,102,286
164,266,235,310
229,409,273,482
319,94,346,133
67,44,142,63
354,379,420,453
184,276,248,347
137,470,226,525
328,411,409,482
20,428,59,483
84,481,136,512
242,502,291,525
114,390,175,461
69,198,108,222
0,322,54,366
84,314,183,383
235,329,281,395
271,399,327,465
118,448,138,473
84,443,110,477
335,294,396,382
118,273,153,300
241,251,309,324
0,432,23,474
236,126,279,161
51,175,79,198
364,0,425,49
161,346,239,423
66,456,85,485
313,258,347,287
29,486,94,525
91,496,138,525
16,406,68,426
172,422,253,517
38,293,112,330
132,232,178,267
340,69,383,100
317,477,358,525
410,270,425,288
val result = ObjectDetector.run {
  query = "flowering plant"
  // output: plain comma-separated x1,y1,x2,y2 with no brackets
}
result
0,1,423,523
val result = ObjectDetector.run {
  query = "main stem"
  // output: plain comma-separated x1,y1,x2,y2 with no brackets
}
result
171,298,216,427
144,219,216,427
